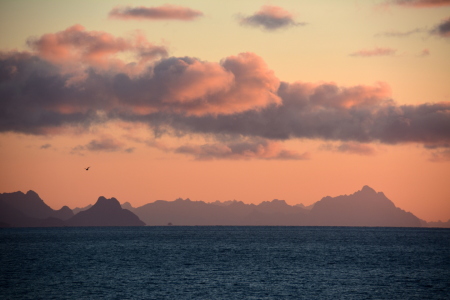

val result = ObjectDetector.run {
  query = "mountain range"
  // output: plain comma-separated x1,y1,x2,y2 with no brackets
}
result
1,186,448,228
0,191,144,227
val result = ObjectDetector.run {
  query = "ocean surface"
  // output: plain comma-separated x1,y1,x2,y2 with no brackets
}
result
1,227,449,299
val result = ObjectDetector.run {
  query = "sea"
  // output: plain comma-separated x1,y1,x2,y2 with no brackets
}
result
1,227,449,299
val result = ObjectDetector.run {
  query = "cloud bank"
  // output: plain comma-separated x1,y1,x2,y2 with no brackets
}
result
1,26,450,156
239,6,305,31
109,5,203,21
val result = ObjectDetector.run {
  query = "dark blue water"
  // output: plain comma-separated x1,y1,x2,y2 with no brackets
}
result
1,227,449,299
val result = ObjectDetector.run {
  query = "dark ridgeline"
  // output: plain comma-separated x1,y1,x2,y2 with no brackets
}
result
66,196,145,227
131,186,422,227
0,192,145,227
0,186,447,227
131,198,309,226
0,190,73,220
0,190,72,227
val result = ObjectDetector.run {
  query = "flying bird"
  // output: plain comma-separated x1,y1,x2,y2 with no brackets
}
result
85,166,90,171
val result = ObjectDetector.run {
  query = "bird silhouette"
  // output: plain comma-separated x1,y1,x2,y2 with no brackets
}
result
85,166,90,171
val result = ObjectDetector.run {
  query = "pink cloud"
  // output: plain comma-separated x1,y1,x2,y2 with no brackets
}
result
116,52,281,116
109,5,203,21
26,24,168,70
239,5,306,30
350,47,397,57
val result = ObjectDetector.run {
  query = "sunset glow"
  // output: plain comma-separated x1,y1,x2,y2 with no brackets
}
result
1,0,449,222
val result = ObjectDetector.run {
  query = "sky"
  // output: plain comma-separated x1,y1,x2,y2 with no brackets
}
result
0,0,449,222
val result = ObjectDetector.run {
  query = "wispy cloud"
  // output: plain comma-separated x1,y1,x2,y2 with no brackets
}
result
349,47,397,57
40,143,52,149
238,6,306,31
384,0,450,8
337,142,377,155
427,145,450,161
71,137,131,154
375,28,424,37
175,139,310,160
321,142,376,155
109,5,203,21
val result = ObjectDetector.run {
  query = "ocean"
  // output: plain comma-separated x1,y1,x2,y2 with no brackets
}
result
1,227,449,299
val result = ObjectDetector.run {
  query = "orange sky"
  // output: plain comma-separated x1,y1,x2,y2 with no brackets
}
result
1,0,449,222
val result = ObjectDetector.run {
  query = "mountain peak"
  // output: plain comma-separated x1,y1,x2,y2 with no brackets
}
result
94,196,121,209
271,199,287,205
26,190,40,199
67,196,145,226
360,185,376,194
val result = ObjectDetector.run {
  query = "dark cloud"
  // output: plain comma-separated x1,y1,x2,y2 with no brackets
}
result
109,5,203,21
431,18,450,38
239,6,306,31
40,143,52,149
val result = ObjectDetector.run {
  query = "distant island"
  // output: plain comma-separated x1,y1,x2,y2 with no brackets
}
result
0,191,144,227
1,186,449,228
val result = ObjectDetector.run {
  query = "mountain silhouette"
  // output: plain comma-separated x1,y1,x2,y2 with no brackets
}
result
66,196,145,226
132,186,422,227
0,186,438,227
0,191,144,227
0,190,74,220
309,186,421,227
0,190,73,226
133,198,309,226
